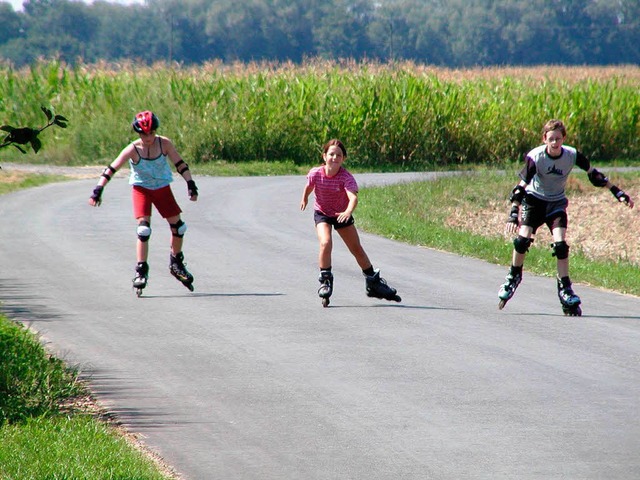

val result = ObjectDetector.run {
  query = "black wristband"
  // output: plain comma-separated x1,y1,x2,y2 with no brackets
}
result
91,185,104,203
187,180,198,196
507,205,519,224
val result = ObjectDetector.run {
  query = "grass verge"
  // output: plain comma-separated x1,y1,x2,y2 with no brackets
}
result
0,171,178,479
0,316,175,479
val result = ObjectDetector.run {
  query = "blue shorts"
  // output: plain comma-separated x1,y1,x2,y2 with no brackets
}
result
314,210,355,229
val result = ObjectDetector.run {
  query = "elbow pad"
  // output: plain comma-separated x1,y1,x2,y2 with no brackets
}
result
509,185,526,204
587,168,608,187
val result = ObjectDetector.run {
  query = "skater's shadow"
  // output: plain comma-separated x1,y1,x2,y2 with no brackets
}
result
508,312,640,320
137,292,285,299
326,304,458,311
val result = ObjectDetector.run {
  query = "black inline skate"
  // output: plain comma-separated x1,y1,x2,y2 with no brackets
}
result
557,276,581,316
169,252,194,292
365,269,401,302
498,270,522,310
318,270,334,307
132,261,149,297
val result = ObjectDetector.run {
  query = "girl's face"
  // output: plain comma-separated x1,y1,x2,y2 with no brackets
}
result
323,145,345,167
544,129,565,156
139,131,156,146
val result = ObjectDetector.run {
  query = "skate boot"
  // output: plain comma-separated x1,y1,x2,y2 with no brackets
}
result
169,252,194,292
557,276,582,316
318,270,334,308
132,261,149,297
365,269,401,302
498,270,522,309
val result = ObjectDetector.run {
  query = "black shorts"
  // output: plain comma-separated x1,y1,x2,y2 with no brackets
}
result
521,194,568,233
314,210,355,229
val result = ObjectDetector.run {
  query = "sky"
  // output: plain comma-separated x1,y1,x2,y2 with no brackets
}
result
6,0,144,11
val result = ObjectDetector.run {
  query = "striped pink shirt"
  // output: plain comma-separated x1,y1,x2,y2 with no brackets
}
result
306,166,359,217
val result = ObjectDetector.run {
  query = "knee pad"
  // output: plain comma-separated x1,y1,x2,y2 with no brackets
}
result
551,241,570,259
170,219,187,238
136,221,151,242
513,235,532,254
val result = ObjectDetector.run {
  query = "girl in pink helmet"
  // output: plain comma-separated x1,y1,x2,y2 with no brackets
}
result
88,111,199,296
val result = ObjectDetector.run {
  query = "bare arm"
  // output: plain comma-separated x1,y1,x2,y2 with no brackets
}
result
88,144,134,206
337,190,358,223
164,138,198,201
300,184,313,211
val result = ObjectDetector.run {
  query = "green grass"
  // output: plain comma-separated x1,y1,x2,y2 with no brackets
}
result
2,61,640,169
357,171,640,296
0,316,173,479
0,174,68,194
0,415,168,479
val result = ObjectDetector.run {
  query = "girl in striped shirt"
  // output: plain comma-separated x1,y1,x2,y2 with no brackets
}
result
300,139,401,306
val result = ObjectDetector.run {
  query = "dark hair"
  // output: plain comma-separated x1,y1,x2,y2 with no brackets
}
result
542,119,566,138
321,139,347,160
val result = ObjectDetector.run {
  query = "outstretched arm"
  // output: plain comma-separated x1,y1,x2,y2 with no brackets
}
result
88,145,132,206
337,190,358,223
587,167,634,208
165,138,198,202
300,184,313,211
505,181,527,234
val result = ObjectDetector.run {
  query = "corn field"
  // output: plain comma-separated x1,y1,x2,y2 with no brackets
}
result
1,60,639,168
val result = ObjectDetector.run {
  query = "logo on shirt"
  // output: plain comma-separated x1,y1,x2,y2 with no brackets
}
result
546,164,564,176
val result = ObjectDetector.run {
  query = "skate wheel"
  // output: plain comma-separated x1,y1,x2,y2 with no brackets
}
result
563,306,582,316
498,298,507,310
186,283,194,292
135,288,143,297
393,295,402,302
322,297,330,308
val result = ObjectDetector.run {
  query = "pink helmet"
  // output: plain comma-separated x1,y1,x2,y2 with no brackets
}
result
132,111,159,134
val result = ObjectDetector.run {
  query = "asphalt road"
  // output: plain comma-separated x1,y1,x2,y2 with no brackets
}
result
1,173,639,480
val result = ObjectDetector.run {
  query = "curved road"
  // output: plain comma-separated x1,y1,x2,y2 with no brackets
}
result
1,173,639,479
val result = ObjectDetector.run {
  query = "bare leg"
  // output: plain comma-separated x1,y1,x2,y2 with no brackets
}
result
136,215,151,262
552,227,569,278
316,222,333,269
336,224,372,270
167,214,183,255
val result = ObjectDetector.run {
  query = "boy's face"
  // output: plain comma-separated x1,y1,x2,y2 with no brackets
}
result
543,128,565,156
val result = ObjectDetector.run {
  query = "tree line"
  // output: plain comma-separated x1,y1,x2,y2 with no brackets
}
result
1,0,639,67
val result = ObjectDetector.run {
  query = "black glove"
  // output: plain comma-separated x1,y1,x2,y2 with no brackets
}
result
187,180,198,197
507,205,519,225
90,185,104,205
610,185,630,205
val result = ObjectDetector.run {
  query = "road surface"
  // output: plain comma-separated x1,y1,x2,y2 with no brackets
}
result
1,172,639,479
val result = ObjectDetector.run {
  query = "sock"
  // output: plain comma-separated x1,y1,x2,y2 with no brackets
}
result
362,266,375,276
510,265,523,275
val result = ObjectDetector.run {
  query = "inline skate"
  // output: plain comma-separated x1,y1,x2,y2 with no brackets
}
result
318,270,334,307
132,261,149,297
169,252,194,292
365,269,401,302
498,270,522,309
557,276,582,316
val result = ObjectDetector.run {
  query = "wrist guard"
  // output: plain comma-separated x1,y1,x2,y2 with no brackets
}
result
509,185,526,204
610,185,630,204
588,168,608,187
90,185,104,205
507,205,519,224
187,179,198,197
